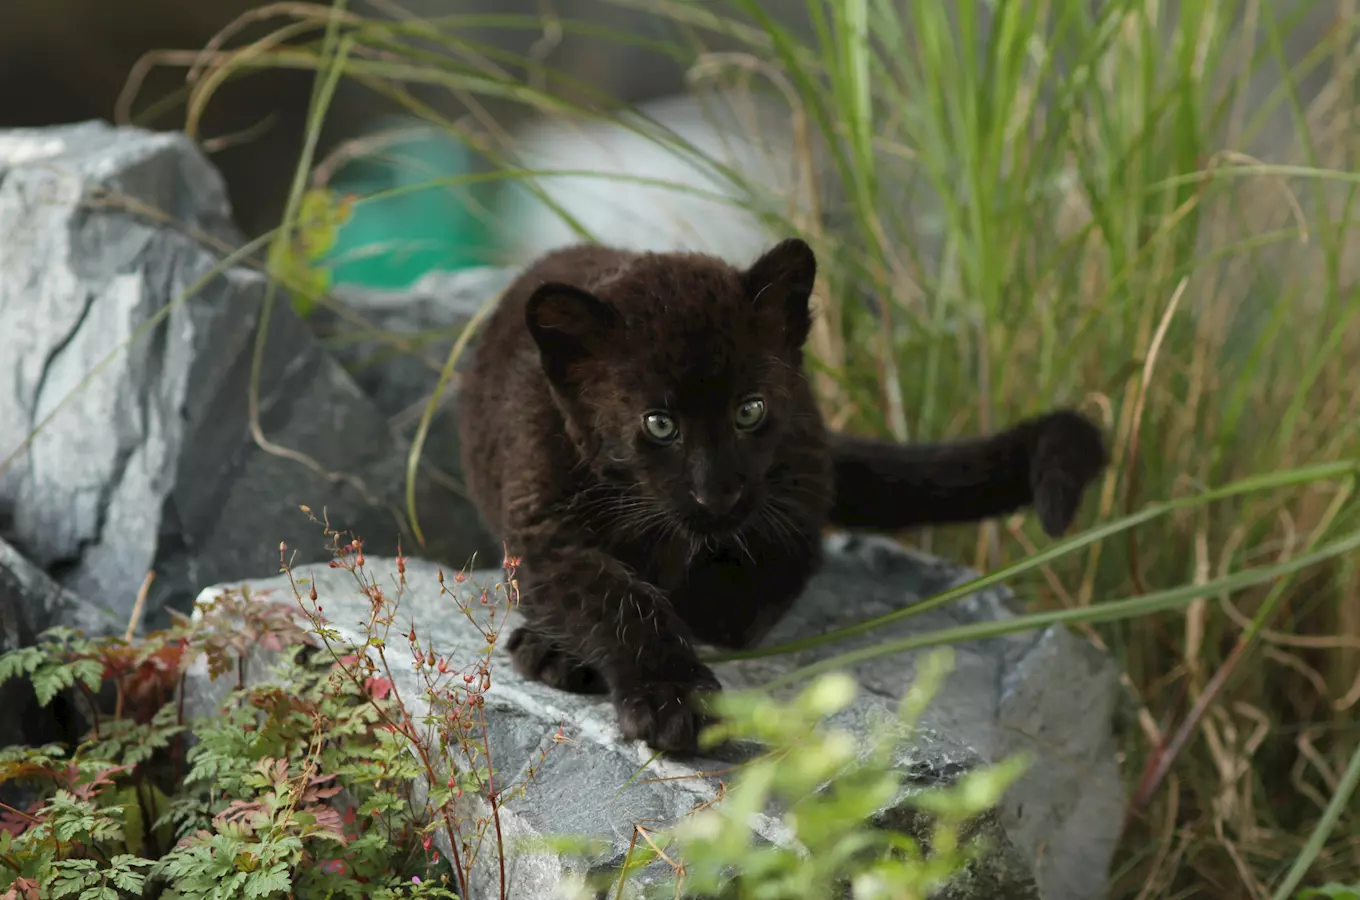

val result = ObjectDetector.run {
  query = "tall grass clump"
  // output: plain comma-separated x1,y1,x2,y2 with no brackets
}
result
100,0,1360,896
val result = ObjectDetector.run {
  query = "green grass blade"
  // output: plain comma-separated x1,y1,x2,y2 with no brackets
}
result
706,459,1358,662
757,527,1360,692
1270,738,1360,900
402,296,498,548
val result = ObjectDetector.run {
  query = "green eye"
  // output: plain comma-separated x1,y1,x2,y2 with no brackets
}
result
734,396,767,431
643,411,679,443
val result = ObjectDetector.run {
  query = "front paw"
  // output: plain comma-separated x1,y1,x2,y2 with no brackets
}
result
507,626,608,695
1028,409,1108,537
611,663,722,755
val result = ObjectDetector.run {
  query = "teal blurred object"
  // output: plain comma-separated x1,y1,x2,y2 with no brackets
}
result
321,121,500,289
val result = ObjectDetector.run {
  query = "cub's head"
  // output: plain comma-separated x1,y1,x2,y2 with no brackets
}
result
526,238,818,537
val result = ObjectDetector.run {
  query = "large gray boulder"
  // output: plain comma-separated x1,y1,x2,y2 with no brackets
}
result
0,121,496,629
194,533,1126,900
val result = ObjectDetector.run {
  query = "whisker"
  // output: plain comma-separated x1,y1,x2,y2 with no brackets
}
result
733,530,755,564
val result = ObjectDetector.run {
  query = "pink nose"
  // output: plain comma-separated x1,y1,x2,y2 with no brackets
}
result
692,488,743,514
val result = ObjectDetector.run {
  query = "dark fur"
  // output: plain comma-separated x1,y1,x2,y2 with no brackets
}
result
458,239,1107,754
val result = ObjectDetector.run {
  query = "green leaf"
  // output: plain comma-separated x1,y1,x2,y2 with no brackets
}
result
72,658,106,694
295,187,353,261
109,855,153,895
30,656,106,707
0,646,43,685
244,861,293,898
51,880,87,899
51,859,100,898
1298,888,1360,900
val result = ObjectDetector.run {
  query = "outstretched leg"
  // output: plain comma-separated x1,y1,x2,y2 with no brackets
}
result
508,531,721,754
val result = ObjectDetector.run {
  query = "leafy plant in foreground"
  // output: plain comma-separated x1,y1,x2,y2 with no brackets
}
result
0,520,512,899
579,649,1027,900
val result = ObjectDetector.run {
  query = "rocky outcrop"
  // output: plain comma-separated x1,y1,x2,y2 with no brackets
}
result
0,121,495,632
195,533,1126,900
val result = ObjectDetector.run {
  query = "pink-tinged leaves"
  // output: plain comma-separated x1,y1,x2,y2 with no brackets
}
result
0,801,40,838
66,763,135,801
364,676,393,701
1,876,42,900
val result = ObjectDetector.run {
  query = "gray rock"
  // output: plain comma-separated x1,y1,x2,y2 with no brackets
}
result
319,268,518,493
324,268,517,413
194,532,1125,900
0,535,121,747
0,121,496,629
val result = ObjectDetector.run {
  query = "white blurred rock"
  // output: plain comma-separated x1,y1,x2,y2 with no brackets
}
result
500,91,817,264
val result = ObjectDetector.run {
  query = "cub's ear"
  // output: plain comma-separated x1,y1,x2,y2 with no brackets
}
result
743,237,817,349
525,282,620,384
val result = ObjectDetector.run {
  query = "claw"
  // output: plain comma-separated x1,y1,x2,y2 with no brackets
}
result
611,664,722,755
